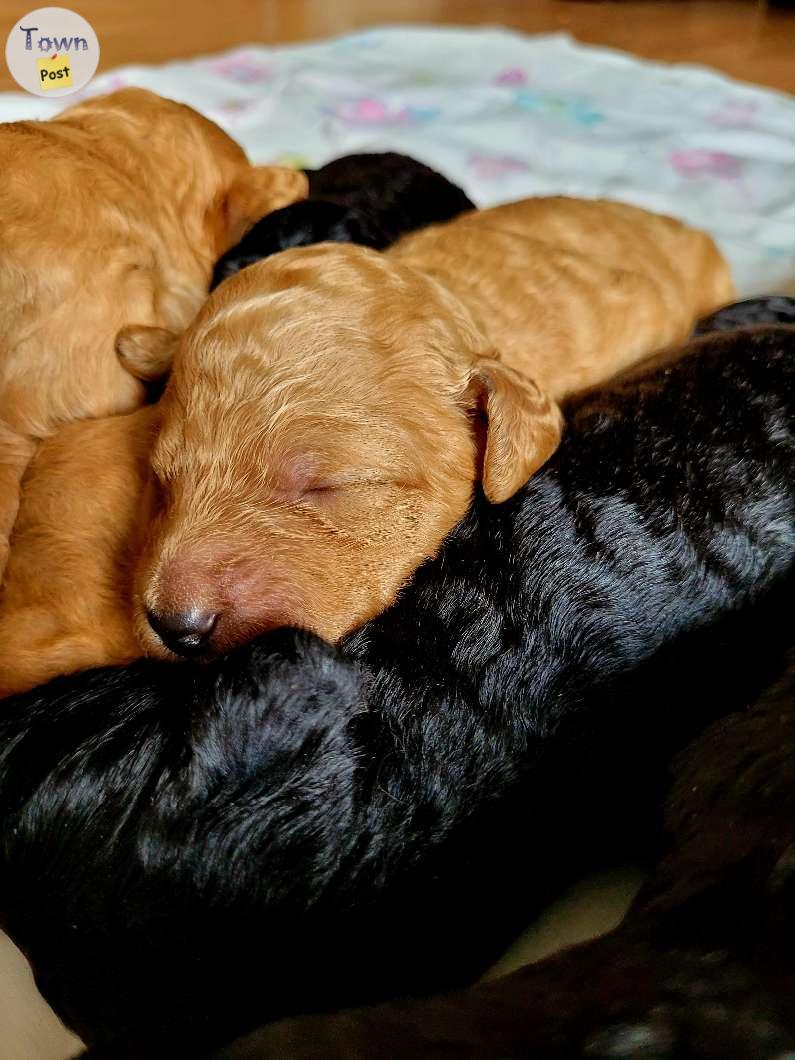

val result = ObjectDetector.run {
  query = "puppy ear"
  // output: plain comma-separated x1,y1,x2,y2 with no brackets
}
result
468,358,563,504
223,166,309,246
116,325,179,382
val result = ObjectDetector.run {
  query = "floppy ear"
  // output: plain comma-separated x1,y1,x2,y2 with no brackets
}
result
116,325,180,382
468,357,563,504
223,166,309,246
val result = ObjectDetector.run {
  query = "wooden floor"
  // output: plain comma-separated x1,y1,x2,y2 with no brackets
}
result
0,0,794,95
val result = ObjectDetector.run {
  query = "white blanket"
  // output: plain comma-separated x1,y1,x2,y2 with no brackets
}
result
3,25,794,296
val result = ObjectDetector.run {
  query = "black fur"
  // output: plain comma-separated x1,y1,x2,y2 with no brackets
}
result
219,651,795,1059
696,295,795,334
1,327,794,1056
211,152,475,288
304,151,475,239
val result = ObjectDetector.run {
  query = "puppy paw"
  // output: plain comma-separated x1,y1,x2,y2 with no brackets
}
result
116,325,178,382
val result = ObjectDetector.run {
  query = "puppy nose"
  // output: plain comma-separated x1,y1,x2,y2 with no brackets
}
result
147,608,219,657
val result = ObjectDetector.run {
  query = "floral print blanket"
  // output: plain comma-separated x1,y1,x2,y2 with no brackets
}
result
4,26,794,295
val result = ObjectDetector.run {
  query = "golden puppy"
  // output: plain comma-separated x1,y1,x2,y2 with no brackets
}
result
128,199,732,658
0,408,154,698
0,87,307,577
0,258,556,696
388,196,734,397
0,198,733,694
128,248,561,659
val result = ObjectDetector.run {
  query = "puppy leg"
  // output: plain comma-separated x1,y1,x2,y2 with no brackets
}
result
0,617,138,698
0,424,36,581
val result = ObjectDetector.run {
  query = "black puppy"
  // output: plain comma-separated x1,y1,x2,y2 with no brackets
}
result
2,328,794,1056
220,652,795,1059
305,151,475,237
211,152,474,287
696,294,795,333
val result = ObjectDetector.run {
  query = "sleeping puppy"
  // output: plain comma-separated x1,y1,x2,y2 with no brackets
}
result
387,195,734,397
0,250,560,693
132,245,563,657
219,653,795,1060
0,156,472,699
1,246,555,694
1,326,792,1056
129,198,733,657
305,151,475,236
0,87,306,579
211,151,475,287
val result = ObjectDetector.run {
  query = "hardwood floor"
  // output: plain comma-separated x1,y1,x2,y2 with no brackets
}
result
0,1,793,95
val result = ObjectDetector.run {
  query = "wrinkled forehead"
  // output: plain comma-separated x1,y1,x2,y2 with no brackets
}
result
154,370,427,489
180,246,477,380
156,251,471,475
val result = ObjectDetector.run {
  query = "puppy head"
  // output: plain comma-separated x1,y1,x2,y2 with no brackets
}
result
133,245,561,657
210,200,391,290
0,88,306,412
57,88,308,261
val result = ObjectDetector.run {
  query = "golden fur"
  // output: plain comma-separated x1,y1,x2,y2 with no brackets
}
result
0,197,733,692
387,196,734,398
132,247,563,656
0,87,307,577
129,197,731,657
0,409,154,697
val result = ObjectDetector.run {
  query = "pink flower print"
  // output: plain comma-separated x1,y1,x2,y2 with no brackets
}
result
469,152,530,180
330,98,438,126
102,74,127,92
669,149,744,181
494,68,527,87
351,98,389,122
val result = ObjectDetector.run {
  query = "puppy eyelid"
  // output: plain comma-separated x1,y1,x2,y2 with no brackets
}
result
304,476,390,493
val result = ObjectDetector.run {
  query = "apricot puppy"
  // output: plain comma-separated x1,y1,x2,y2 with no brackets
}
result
0,256,556,696
131,248,562,658
0,199,733,692
0,86,306,577
131,199,732,658
388,196,734,397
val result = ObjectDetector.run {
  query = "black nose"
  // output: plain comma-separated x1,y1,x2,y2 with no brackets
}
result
147,608,219,657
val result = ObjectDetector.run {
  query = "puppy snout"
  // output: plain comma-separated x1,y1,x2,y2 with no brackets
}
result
146,607,219,657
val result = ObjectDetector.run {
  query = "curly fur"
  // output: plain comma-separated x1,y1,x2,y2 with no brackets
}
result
134,196,732,654
0,87,306,580
0,327,792,1056
134,241,564,654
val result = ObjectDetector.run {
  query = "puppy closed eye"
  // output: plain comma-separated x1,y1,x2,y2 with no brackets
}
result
302,476,390,500
300,477,410,517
